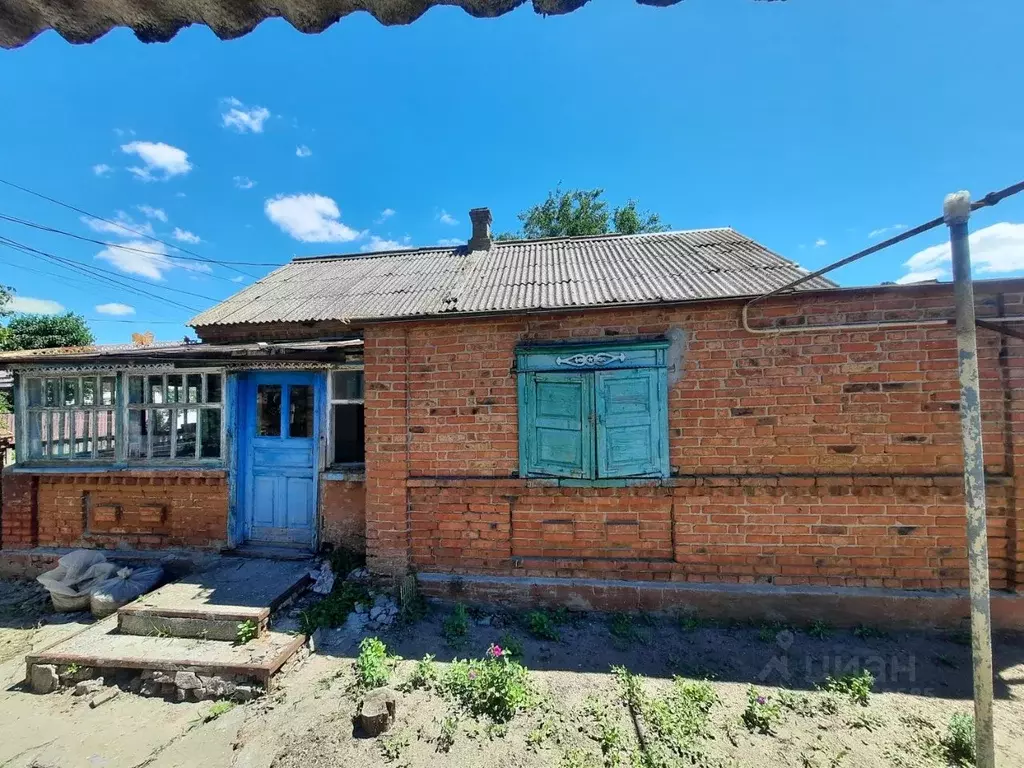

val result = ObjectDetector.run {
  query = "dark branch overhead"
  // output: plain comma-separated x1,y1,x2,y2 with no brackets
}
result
1,0,784,49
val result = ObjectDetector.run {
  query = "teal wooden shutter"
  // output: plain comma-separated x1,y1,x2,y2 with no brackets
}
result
521,372,594,479
595,368,667,478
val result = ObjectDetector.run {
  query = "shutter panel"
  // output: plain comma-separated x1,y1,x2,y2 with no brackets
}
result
595,368,667,478
521,372,594,479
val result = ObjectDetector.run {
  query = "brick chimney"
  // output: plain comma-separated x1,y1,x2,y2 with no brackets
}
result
468,207,492,251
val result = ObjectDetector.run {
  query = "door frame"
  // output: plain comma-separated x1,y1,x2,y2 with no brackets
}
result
231,370,327,550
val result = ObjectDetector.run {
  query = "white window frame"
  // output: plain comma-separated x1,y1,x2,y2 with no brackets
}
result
124,369,227,464
19,372,119,462
15,367,227,467
328,365,365,468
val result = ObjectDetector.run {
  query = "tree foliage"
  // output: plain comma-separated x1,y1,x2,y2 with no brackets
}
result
496,187,669,241
0,312,94,351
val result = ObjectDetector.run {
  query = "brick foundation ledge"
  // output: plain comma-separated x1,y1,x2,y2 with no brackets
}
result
416,572,1024,632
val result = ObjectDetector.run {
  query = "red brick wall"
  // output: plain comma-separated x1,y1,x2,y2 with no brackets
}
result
1,470,228,550
363,283,1024,592
320,477,366,554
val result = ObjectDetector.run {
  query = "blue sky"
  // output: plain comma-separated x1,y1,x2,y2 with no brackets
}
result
1,0,1023,344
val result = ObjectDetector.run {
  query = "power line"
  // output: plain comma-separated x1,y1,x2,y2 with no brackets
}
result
0,237,199,313
0,234,220,302
2,262,195,327
0,177,274,277
86,318,189,324
0,212,259,284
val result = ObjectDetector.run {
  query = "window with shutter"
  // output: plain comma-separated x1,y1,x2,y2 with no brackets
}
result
595,368,667,478
520,372,594,478
516,340,669,481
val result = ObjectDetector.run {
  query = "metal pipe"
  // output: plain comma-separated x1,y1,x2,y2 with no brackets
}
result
946,190,996,768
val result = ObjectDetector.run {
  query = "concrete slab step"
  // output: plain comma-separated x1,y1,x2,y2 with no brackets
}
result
26,614,305,691
118,605,269,642
117,557,311,640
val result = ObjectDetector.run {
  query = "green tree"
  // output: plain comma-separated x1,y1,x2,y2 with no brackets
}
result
0,312,94,351
496,187,670,241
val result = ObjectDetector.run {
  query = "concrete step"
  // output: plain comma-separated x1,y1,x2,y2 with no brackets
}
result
118,604,269,642
26,614,305,694
116,557,311,641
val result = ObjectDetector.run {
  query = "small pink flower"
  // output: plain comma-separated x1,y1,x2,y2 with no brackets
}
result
468,670,478,680
756,696,767,705
489,644,504,659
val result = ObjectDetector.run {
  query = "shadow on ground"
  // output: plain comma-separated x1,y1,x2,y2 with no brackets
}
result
313,605,1024,702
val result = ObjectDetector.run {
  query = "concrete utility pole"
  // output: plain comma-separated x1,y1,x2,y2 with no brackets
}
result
944,190,996,768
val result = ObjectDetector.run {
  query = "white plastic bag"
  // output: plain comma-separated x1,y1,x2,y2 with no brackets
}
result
89,566,163,618
37,550,118,612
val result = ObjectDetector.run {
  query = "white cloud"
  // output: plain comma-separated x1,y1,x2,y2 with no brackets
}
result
868,223,908,239
814,238,827,247
438,209,458,226
360,235,414,253
233,175,256,190
95,302,135,316
121,141,192,181
96,240,173,280
437,238,464,247
221,98,271,134
82,211,154,239
172,227,201,244
230,276,246,283
136,204,167,222
92,163,112,177
897,222,1024,285
295,145,312,158
7,296,64,315
375,208,396,223
264,194,363,243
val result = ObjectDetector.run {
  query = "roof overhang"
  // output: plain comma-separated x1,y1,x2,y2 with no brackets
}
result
1,0,784,49
0,338,363,367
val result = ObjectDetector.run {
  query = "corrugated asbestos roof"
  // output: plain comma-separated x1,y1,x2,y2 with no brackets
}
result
1,0,785,49
190,229,836,328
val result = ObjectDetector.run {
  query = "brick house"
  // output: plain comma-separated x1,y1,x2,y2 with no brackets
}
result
3,209,1024,625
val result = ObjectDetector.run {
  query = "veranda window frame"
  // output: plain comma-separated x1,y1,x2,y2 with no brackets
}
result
328,364,365,468
15,367,227,467
18,372,120,462
124,369,227,464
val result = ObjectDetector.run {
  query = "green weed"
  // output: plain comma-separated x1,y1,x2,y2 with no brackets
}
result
741,686,782,734
440,644,533,723
678,613,712,632
758,621,790,643
498,631,525,658
527,610,561,641
355,636,400,689
235,619,258,645
582,696,629,768
299,581,370,634
852,624,889,640
941,712,975,767
378,731,409,762
615,667,719,764
821,669,874,707
442,604,470,646
403,653,438,691
203,700,236,722
436,715,458,753
560,747,599,768
807,620,832,640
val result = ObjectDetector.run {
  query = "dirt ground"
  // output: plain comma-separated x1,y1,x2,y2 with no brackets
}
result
2,576,1023,768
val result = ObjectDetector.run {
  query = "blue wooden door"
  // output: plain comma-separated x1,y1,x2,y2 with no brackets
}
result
242,372,319,546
